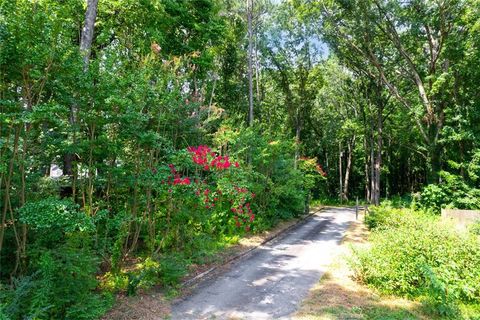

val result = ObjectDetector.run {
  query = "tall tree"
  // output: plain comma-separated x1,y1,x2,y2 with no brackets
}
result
263,1,322,168
63,0,99,179
306,0,471,183
247,0,254,125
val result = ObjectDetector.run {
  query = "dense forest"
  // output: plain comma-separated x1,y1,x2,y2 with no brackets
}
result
1,0,479,319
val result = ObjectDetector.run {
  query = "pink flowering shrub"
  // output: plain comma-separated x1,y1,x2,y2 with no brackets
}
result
152,145,255,251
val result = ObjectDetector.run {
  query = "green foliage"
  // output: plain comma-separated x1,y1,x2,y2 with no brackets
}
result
158,255,188,288
102,253,188,295
19,197,94,233
2,237,112,320
470,220,480,236
214,124,321,225
416,171,480,213
416,184,448,214
364,205,404,230
2,0,479,318
353,207,480,317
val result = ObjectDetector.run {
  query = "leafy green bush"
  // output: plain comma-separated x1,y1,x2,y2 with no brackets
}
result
19,198,94,246
1,198,111,319
364,205,403,230
416,171,480,214
213,124,321,226
352,208,480,317
158,255,187,287
416,184,447,214
383,195,413,208
2,237,112,320
126,255,187,295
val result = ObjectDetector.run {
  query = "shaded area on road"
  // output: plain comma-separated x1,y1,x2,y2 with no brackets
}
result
171,207,355,320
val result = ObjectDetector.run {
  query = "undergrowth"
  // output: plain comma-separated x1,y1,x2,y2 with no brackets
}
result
351,204,480,319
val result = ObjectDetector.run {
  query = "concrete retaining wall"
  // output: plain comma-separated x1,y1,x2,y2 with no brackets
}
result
441,209,480,229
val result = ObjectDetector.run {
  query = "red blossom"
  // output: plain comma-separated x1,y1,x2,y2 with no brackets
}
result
168,164,177,174
173,176,191,185
187,145,211,166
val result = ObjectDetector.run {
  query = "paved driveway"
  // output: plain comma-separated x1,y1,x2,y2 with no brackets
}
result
171,207,355,320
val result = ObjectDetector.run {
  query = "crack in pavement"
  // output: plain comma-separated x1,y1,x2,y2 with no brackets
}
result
170,207,355,320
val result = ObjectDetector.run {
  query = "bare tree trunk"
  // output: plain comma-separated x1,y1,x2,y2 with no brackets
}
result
247,0,254,126
370,118,375,204
294,123,301,170
80,0,99,69
339,143,343,202
0,126,20,256
373,106,383,205
343,135,356,201
364,134,370,202
208,76,217,117
64,0,99,179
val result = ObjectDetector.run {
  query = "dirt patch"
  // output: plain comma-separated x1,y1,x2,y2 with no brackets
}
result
294,213,429,320
102,293,170,320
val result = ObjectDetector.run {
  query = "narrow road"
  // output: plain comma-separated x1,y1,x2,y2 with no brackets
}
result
171,207,355,320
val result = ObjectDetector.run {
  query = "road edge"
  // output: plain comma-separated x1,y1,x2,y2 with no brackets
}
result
181,206,325,289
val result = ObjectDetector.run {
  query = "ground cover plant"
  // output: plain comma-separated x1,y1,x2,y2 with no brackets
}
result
353,204,480,318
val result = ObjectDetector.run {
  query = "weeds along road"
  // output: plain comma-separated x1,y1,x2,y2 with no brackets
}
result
171,207,355,320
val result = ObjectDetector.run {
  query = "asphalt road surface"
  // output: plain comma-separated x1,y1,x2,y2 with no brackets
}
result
171,207,355,320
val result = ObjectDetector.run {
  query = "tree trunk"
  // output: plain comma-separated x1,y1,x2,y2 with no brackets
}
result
247,0,254,126
343,135,355,201
80,0,99,68
0,126,20,256
370,133,375,203
294,123,301,170
339,143,343,202
63,0,98,178
364,134,371,203
373,105,383,205
427,141,442,184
